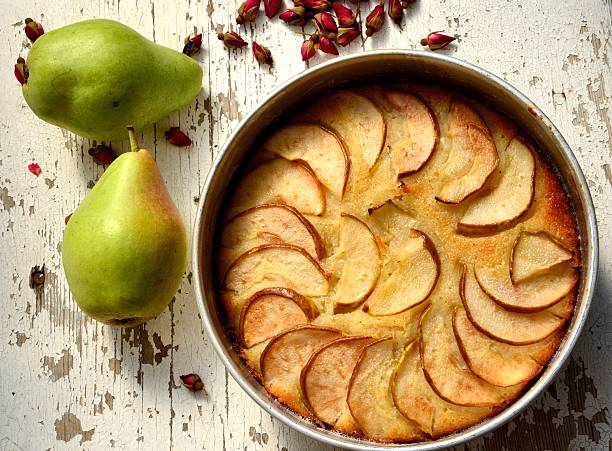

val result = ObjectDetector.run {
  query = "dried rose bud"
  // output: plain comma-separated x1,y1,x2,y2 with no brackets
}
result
365,3,385,37
217,31,248,49
252,41,273,65
293,0,304,5
279,7,307,26
165,127,192,147
332,2,357,27
303,0,330,12
301,38,317,61
314,12,337,33
401,0,416,7
336,26,361,46
24,18,44,42
263,0,282,17
28,162,41,176
420,31,456,50
182,33,203,56
29,266,45,288
388,0,403,24
14,57,28,85
180,373,206,393
319,34,338,55
88,145,118,165
236,0,261,23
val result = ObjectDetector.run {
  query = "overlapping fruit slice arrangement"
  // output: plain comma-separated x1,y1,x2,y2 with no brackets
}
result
217,84,580,442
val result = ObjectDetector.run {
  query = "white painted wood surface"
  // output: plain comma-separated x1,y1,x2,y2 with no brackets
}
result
0,1,610,449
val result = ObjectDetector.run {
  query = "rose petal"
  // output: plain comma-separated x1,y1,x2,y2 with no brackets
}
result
28,163,41,176
165,127,192,147
88,145,118,165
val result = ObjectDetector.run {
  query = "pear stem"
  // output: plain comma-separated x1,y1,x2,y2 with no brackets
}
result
127,126,139,152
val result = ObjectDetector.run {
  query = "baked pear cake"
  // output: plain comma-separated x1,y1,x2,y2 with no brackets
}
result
216,84,580,443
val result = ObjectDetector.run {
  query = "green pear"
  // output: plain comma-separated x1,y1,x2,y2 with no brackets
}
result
22,19,202,141
62,127,187,327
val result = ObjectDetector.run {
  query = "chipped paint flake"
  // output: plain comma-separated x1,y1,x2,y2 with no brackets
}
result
54,412,94,444
41,349,73,381
15,332,27,347
0,187,16,211
108,357,122,375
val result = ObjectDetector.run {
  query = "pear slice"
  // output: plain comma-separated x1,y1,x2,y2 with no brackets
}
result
295,90,386,170
511,231,574,283
262,124,350,197
334,214,381,311
229,158,325,216
384,91,438,178
420,305,522,406
461,265,568,345
346,338,427,443
219,204,324,276
365,230,439,316
223,245,329,326
261,325,342,417
301,336,374,434
459,137,535,231
475,263,577,312
368,198,416,242
436,99,498,204
391,340,496,438
224,244,329,296
453,307,562,387
240,288,316,348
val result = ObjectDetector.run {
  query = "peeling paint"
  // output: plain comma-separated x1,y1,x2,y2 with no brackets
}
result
0,187,15,211
603,164,612,186
476,357,611,450
15,332,27,347
153,332,173,364
217,92,242,121
122,326,155,365
248,426,262,445
104,391,114,410
587,75,612,155
552,89,567,106
108,357,122,375
562,53,581,71
572,103,592,133
41,349,73,381
529,76,541,86
590,33,602,59
54,412,95,444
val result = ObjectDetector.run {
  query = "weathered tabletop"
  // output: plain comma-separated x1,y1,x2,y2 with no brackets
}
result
1,1,610,450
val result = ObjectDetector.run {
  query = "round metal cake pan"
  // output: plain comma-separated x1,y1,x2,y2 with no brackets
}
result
192,50,598,450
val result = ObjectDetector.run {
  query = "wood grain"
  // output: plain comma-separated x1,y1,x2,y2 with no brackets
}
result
0,1,610,450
